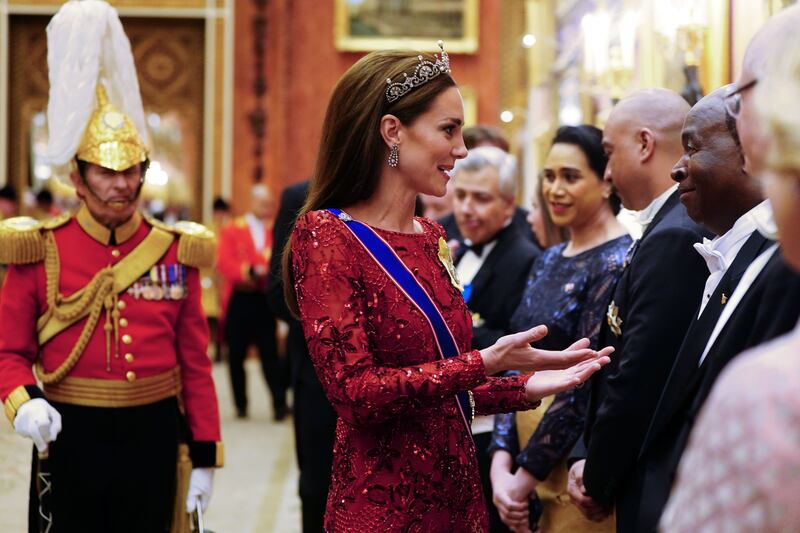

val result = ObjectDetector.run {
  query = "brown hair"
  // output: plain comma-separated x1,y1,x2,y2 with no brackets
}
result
462,125,510,152
282,49,457,316
535,175,569,248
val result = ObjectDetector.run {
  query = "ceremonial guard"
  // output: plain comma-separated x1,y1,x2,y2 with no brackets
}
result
217,184,289,420
0,2,222,532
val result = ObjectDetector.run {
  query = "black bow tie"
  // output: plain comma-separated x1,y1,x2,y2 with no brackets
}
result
464,241,486,257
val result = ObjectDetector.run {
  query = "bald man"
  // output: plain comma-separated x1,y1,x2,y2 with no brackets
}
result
566,89,711,533
629,87,779,532
217,184,289,420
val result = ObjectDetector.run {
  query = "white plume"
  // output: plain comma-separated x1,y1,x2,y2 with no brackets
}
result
45,0,149,168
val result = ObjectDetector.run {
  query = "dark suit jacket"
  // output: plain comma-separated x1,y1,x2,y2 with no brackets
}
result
634,245,800,532
268,181,308,322
581,191,711,533
440,206,538,246
455,224,540,350
267,181,337,498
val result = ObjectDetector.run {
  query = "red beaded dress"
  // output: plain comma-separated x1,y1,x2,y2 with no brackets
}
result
292,210,536,532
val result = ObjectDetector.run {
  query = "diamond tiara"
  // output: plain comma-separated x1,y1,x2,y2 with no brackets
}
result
385,40,451,103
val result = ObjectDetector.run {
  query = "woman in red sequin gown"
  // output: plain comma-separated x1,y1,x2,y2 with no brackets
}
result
284,46,611,532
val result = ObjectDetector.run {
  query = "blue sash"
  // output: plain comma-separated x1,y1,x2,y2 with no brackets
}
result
327,208,474,432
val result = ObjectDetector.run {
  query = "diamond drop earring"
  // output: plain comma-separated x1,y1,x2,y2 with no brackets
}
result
388,144,399,168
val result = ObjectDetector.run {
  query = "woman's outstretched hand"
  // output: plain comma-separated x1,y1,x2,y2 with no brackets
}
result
524,354,611,403
480,325,613,376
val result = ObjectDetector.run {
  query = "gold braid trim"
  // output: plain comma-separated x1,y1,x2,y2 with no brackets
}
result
35,231,116,384
0,217,45,264
145,217,216,268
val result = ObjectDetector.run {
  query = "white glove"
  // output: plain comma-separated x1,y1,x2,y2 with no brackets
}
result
13,398,62,453
186,467,214,513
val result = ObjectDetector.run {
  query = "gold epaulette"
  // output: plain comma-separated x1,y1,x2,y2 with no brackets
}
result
174,221,216,268
0,217,45,264
146,216,216,268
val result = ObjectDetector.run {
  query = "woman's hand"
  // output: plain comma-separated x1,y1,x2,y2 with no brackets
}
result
490,451,530,530
480,325,612,375
524,353,611,403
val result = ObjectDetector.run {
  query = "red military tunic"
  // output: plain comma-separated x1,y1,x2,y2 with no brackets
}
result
0,206,222,465
216,214,273,321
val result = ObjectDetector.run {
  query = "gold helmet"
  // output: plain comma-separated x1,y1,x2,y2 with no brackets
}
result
76,84,148,171
44,1,150,175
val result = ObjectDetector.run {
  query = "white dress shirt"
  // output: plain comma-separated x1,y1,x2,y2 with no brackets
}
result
245,212,267,253
459,240,500,435
693,200,772,315
698,243,779,366
636,184,678,232
455,240,498,287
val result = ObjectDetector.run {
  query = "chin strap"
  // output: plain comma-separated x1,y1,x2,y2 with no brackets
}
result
80,173,144,210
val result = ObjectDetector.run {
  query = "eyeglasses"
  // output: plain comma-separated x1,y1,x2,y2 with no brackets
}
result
724,78,758,119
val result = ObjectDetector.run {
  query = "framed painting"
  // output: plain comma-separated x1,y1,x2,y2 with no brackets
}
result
334,0,479,53
459,85,477,126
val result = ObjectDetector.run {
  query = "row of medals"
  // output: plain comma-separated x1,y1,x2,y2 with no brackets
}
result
127,264,188,300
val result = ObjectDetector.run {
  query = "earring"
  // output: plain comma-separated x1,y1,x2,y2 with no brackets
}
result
388,144,399,167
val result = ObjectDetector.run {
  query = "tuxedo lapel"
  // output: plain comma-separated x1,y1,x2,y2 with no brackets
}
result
640,230,771,456
600,192,678,344
468,226,516,306
639,191,680,242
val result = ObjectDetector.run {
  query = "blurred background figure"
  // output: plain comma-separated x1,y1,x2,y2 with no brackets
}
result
29,189,59,220
204,196,232,362
490,125,629,533
463,124,511,153
212,196,232,230
217,184,289,420
0,184,18,220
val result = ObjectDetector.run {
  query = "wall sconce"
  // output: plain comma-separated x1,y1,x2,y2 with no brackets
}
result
581,8,639,102
653,1,709,104
677,22,706,104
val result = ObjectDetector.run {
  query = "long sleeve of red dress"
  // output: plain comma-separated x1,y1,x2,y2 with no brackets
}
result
292,210,535,532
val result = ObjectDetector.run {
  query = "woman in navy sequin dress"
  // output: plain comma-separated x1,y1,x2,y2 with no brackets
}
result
489,126,632,532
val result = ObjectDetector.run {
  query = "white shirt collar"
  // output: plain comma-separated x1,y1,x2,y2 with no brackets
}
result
752,199,778,241
245,212,267,252
693,200,771,274
636,184,678,230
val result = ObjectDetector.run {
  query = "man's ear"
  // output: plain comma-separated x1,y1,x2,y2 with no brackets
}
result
68,170,82,190
638,128,656,163
379,114,402,148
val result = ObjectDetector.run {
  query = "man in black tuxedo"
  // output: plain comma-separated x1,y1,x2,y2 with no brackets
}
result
451,146,540,350
566,89,711,533
451,146,540,532
267,180,337,533
633,50,800,533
